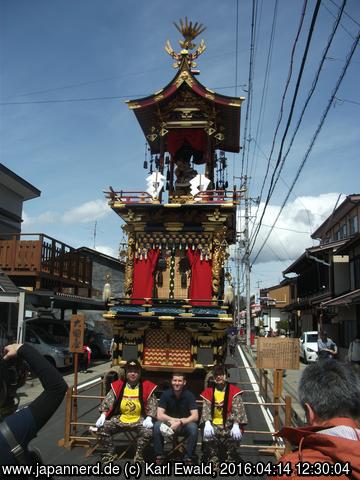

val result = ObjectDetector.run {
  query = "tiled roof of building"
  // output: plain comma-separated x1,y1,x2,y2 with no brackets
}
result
0,268,19,294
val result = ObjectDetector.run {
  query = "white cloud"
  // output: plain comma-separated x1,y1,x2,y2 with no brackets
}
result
62,199,110,224
23,199,110,228
93,244,117,257
248,193,346,265
22,210,60,227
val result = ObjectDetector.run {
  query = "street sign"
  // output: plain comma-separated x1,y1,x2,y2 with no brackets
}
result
256,337,300,370
69,314,85,353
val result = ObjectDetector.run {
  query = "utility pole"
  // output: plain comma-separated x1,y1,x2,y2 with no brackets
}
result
244,176,251,348
234,174,252,347
93,221,97,249
236,234,241,328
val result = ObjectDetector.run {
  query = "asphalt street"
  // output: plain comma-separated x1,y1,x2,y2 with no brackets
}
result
21,346,289,480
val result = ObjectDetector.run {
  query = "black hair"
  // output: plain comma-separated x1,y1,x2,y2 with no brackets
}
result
110,372,145,418
125,359,142,371
299,360,360,420
171,372,187,381
210,383,230,423
213,364,226,376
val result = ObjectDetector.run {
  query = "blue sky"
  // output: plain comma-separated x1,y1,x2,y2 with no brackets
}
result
1,0,359,293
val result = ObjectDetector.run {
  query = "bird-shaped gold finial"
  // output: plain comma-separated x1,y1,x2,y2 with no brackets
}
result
165,18,206,69
173,17,206,50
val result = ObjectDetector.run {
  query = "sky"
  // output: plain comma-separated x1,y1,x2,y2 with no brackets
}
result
1,0,359,295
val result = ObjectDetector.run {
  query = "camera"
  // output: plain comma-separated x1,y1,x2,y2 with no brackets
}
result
0,356,29,419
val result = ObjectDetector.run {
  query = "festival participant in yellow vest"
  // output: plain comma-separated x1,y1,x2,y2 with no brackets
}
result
95,359,157,464
200,364,247,468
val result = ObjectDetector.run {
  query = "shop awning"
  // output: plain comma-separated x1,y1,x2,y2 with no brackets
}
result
321,289,360,307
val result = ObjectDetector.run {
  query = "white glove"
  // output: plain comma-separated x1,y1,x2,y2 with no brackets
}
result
142,416,153,429
160,422,174,437
96,413,106,428
230,423,242,441
204,420,214,439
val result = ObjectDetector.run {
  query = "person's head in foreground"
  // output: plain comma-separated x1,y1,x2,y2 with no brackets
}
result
299,359,360,425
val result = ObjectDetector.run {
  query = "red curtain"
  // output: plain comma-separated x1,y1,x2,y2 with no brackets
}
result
167,129,207,162
187,249,212,306
132,249,160,304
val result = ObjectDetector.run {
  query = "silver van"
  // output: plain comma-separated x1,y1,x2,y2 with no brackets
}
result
26,314,69,345
24,325,72,369
28,316,111,358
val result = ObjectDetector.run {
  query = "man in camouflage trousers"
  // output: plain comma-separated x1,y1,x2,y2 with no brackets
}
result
200,364,247,468
95,359,158,464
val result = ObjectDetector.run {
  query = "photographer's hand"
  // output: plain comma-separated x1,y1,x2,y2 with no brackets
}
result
3,343,23,360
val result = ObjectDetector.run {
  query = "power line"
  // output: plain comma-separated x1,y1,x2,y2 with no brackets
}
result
2,47,250,102
0,82,250,107
251,26,360,265
327,0,360,27
235,0,240,97
257,223,311,234
267,0,348,201
326,56,360,63
244,0,263,177
322,0,355,39
0,94,141,106
2,69,159,101
248,0,279,192
250,0,309,239
250,0,346,247
251,0,322,252
240,0,258,178
233,0,240,182
334,96,360,106
249,138,315,238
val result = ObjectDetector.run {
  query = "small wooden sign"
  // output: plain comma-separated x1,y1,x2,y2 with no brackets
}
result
256,337,300,370
69,314,85,353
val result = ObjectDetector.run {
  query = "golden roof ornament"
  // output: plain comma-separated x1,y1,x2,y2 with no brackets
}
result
165,17,206,70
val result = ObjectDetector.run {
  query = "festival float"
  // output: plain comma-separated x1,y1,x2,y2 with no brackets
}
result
103,19,245,391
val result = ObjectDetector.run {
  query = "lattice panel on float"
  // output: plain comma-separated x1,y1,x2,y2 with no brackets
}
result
143,330,168,366
143,329,191,367
173,257,189,300
155,255,188,300
156,261,171,299
167,330,191,367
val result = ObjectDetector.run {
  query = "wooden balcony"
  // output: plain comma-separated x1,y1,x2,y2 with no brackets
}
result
0,233,92,295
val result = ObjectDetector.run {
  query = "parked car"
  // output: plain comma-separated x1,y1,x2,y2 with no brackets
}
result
300,331,318,363
26,315,69,345
26,313,111,359
24,325,73,369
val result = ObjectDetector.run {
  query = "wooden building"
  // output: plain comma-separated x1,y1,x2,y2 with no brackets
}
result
0,163,40,237
282,195,360,356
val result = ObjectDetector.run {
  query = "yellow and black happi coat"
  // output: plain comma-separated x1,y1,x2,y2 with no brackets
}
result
105,379,157,421
200,384,245,426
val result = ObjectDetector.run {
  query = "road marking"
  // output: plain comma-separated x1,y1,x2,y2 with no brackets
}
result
238,344,283,445
77,377,102,391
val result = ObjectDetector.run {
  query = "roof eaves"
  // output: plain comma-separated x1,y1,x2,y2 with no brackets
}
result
311,194,360,240
282,252,307,275
0,163,41,201
0,268,20,294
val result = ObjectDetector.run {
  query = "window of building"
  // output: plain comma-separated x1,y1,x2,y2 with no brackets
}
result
334,223,347,241
290,284,295,300
354,256,360,290
349,215,359,235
